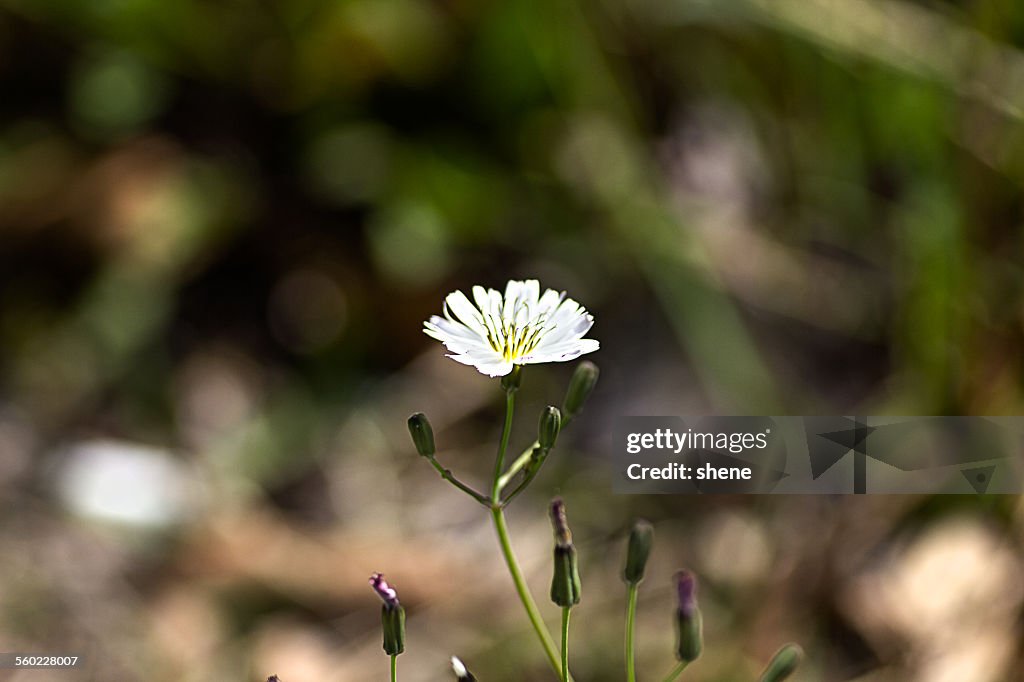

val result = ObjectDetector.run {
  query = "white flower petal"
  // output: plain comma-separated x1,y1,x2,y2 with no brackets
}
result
472,285,491,312
444,291,485,333
503,280,523,321
487,288,503,321
539,314,593,348
425,316,479,341
449,353,513,376
537,288,565,316
520,279,540,313
521,338,599,364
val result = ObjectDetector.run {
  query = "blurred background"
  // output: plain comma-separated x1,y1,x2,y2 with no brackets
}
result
1,0,1023,679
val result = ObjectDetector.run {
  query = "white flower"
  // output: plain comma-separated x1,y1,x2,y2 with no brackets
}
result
424,279,599,377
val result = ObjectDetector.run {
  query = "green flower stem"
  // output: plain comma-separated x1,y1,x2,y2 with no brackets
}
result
500,460,541,508
661,661,689,682
423,454,490,506
497,409,578,492
491,390,517,501
488,382,572,680
625,582,639,682
496,440,540,490
491,506,567,679
390,654,397,682
561,607,571,682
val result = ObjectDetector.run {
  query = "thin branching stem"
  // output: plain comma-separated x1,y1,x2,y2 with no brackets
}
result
423,454,490,506
496,416,575,491
491,502,566,678
491,390,516,501
497,440,540,490
660,661,689,682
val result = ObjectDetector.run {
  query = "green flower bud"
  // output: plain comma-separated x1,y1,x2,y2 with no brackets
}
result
551,544,581,608
674,571,702,663
370,573,406,656
549,498,581,607
381,603,406,656
538,406,562,450
759,643,803,682
563,361,599,418
407,413,435,457
622,519,654,584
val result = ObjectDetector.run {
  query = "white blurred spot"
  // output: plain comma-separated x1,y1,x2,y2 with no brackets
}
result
843,517,1023,682
56,440,199,528
696,511,772,585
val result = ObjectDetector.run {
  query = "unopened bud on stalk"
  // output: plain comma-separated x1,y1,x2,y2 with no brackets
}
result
759,643,803,682
538,406,561,450
407,413,435,457
563,361,599,418
370,573,406,655
549,498,581,607
450,656,477,681
674,570,703,663
623,519,654,584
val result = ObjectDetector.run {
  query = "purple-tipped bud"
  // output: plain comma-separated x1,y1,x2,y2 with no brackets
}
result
675,570,697,617
674,570,702,662
267,677,282,682
549,498,581,607
370,572,401,609
370,572,405,655
550,498,573,547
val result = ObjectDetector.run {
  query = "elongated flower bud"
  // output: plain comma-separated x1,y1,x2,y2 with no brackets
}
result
759,643,803,682
674,570,702,662
407,413,435,457
563,361,599,418
623,519,654,584
450,656,477,681
552,544,581,608
538,406,561,450
370,573,406,655
549,498,581,607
